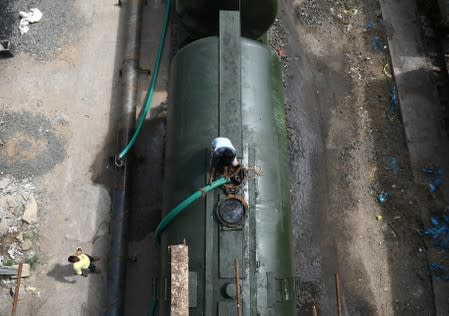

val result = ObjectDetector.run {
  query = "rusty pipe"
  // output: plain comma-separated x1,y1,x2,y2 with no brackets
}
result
106,0,143,315
335,272,342,316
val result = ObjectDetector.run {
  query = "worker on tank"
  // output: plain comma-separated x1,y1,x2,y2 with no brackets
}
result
67,247,101,277
209,137,239,183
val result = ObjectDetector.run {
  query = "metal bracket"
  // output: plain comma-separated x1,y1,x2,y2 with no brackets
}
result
114,154,125,168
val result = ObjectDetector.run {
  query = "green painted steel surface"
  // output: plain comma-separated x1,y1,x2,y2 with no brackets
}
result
160,37,294,315
438,0,449,27
175,0,278,39
219,11,242,155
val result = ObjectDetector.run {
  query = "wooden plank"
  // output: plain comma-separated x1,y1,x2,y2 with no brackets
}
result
169,244,189,316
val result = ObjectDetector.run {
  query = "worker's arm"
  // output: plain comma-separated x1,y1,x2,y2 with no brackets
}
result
74,266,83,276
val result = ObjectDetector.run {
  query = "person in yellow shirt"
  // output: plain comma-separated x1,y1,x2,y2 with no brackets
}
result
67,247,101,277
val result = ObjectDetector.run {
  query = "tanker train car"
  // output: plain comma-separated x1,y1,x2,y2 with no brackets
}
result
158,1,295,315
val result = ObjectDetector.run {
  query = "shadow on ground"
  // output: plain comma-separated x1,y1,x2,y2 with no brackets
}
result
124,117,165,315
46,263,77,284
88,1,169,314
86,1,127,315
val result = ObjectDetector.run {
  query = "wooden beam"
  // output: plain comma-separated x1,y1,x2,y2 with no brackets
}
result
169,244,189,316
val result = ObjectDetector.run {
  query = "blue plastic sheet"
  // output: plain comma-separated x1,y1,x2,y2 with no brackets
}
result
377,192,389,203
421,216,449,249
423,216,449,281
421,167,443,193
371,36,384,54
388,156,399,174
427,168,443,193
421,167,434,174
364,21,374,31
390,85,399,111
431,263,449,282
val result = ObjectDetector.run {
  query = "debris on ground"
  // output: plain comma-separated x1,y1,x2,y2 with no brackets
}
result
278,48,287,58
377,192,390,203
343,8,359,16
22,195,38,224
269,18,288,87
430,263,449,282
0,263,30,278
421,167,435,174
385,156,399,174
21,240,32,251
421,167,443,193
383,63,392,78
390,85,399,111
19,8,43,35
7,244,22,260
387,223,398,238
364,21,374,31
0,175,39,266
347,66,362,80
371,35,385,54
421,215,449,249
25,285,40,296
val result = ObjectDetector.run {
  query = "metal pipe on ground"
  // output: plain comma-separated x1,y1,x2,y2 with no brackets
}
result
106,0,143,315
311,304,318,316
335,272,343,316
11,262,23,316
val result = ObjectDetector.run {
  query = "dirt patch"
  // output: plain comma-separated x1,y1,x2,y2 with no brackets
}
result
279,0,436,314
0,112,66,178
5,132,47,161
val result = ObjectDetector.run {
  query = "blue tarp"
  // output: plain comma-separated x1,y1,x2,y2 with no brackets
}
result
421,216,449,249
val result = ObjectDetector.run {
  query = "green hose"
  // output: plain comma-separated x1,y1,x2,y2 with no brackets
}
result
118,0,172,160
155,177,230,240
149,297,157,316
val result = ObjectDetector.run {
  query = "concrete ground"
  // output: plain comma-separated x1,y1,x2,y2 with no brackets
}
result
1,0,448,315
0,0,122,315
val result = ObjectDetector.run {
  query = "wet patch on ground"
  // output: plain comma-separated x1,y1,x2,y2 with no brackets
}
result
0,112,66,178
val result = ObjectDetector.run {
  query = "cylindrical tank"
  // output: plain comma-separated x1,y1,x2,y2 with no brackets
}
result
159,36,295,315
176,0,278,39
